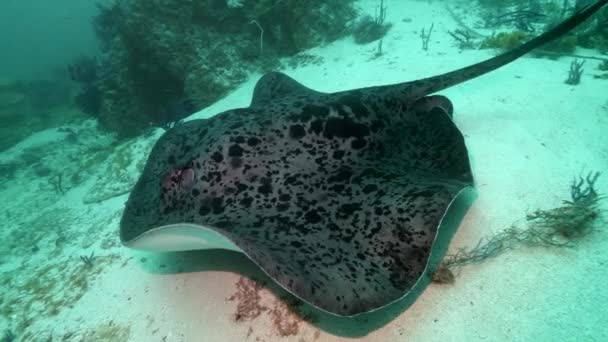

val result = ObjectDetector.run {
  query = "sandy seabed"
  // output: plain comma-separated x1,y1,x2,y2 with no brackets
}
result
1,0,607,341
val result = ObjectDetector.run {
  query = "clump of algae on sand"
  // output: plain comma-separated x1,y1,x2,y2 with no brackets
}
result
432,171,604,284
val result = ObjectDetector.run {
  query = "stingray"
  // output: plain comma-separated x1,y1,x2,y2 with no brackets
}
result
120,2,607,316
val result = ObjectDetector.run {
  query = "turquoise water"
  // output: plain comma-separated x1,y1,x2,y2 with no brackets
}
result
1,1,607,341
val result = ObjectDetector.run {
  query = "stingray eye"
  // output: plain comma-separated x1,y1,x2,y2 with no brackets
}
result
177,167,195,192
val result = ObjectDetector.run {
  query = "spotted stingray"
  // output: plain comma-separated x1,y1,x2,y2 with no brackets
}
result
120,2,607,316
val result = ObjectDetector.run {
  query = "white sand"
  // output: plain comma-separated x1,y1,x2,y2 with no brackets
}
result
1,0,607,341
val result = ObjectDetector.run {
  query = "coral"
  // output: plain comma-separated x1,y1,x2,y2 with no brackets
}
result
480,31,530,50
432,172,603,283
84,0,357,137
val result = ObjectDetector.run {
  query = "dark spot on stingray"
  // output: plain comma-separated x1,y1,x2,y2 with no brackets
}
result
323,117,370,139
230,122,243,130
234,136,245,143
236,182,248,192
332,150,345,159
228,144,244,157
239,196,253,207
215,221,231,228
351,138,366,150
304,210,322,224
198,203,211,216
247,137,261,146
328,169,353,183
330,184,346,193
258,177,272,195
207,171,222,182
279,194,291,202
284,175,301,186
338,94,369,119
306,104,330,118
209,197,224,214
211,151,223,163
191,189,200,197
362,184,378,194
337,203,362,219
289,124,306,139
309,119,324,135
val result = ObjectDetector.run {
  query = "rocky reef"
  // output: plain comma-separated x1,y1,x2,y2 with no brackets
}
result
0,77,82,152
73,0,357,137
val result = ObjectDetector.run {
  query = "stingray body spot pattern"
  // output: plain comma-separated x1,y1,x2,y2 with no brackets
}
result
120,0,608,316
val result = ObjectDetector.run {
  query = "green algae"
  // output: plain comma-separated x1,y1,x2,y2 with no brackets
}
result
432,172,604,283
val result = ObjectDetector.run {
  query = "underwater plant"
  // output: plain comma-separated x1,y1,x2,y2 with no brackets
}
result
480,31,531,50
565,58,585,84
420,23,434,51
432,171,603,284
352,0,391,45
448,29,477,50
485,9,546,31
80,252,96,268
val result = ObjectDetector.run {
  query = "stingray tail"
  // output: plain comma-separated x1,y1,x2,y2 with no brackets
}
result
399,0,607,98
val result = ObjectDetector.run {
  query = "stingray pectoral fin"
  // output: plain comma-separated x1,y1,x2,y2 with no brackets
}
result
223,172,473,316
124,223,242,252
250,71,324,107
